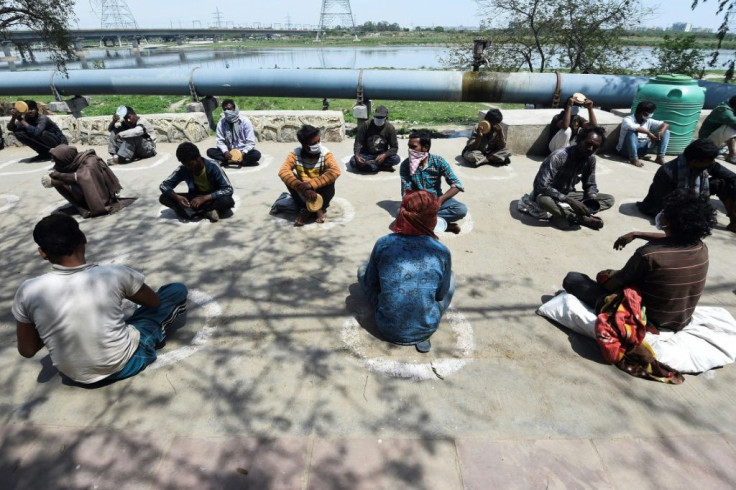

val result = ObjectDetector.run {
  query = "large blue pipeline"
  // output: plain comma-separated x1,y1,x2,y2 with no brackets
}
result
0,68,734,109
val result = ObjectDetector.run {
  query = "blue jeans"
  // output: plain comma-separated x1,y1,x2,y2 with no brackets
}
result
618,129,670,159
349,152,401,172
105,283,188,382
439,197,468,223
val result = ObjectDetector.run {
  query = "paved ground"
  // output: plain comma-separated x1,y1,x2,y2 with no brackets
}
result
1,137,735,489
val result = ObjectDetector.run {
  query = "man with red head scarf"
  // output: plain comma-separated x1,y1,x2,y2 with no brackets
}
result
358,190,455,353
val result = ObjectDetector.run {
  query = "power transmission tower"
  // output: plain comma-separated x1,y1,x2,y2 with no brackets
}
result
316,0,358,41
97,0,139,29
213,7,225,28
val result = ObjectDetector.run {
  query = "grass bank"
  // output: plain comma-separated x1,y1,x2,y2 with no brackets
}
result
2,95,520,129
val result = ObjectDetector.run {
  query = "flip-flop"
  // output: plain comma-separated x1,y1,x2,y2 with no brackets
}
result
294,209,310,227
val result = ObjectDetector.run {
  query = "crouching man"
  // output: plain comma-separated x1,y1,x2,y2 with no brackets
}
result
13,214,188,385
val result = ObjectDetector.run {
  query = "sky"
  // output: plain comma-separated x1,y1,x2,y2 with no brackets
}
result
74,0,728,31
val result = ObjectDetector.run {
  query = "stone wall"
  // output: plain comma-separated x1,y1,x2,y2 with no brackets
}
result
1,113,210,147
242,110,345,143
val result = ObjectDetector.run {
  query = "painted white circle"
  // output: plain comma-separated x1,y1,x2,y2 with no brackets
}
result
96,253,222,370
270,196,355,231
149,288,222,370
0,158,22,170
158,194,241,226
439,211,474,237
339,155,399,181
222,153,274,175
341,305,475,381
36,199,77,220
453,163,518,181
0,194,20,212
0,160,53,176
112,153,169,172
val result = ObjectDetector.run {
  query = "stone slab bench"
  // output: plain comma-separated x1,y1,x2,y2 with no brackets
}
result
477,108,623,156
241,110,345,143
1,113,210,147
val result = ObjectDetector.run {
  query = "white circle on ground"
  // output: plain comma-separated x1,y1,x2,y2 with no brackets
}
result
222,153,274,176
157,194,241,226
0,158,22,170
270,196,355,231
36,199,77,221
440,211,474,238
0,194,20,213
341,305,475,381
96,252,222,370
0,161,53,176
149,288,222,370
339,155,399,181
112,153,169,172
453,163,518,181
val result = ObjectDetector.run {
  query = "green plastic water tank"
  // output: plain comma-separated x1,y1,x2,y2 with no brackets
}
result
630,74,706,155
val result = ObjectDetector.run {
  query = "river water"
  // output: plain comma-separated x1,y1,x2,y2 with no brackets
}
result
2,44,734,72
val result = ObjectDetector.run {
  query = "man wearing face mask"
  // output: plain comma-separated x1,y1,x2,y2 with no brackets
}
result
207,99,261,167
462,108,512,166
637,138,736,233
532,126,614,230
548,94,597,153
107,106,157,165
400,130,467,234
7,100,68,159
617,100,670,167
350,105,400,173
278,124,341,226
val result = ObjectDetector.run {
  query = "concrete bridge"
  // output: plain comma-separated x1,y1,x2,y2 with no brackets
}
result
3,27,317,46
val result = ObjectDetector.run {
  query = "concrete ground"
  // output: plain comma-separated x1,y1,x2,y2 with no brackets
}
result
1,137,735,489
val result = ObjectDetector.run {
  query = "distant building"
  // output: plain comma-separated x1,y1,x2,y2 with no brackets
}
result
671,22,692,32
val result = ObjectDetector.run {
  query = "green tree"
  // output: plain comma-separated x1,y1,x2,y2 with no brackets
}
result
445,0,650,73
650,34,706,78
691,0,736,81
0,0,76,71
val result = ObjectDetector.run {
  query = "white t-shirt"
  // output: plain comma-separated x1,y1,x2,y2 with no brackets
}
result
12,263,145,384
617,115,667,151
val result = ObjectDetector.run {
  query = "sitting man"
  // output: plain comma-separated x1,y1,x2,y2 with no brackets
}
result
13,214,188,385
278,124,341,226
400,130,467,233
563,188,715,332
350,105,401,173
532,126,614,230
616,100,670,167
637,138,736,233
698,95,736,165
159,142,235,222
462,108,511,166
207,99,261,167
6,100,68,159
548,94,597,153
107,106,157,165
358,190,454,353
41,144,131,219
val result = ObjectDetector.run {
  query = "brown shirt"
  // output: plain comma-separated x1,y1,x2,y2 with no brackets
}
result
612,238,709,331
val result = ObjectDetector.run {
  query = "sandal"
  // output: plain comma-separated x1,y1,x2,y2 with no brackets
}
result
315,209,326,223
294,209,310,227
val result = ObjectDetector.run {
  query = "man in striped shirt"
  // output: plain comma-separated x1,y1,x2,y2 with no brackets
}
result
563,188,716,331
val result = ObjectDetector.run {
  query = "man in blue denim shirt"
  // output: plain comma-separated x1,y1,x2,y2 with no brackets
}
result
159,142,234,222
399,130,467,233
